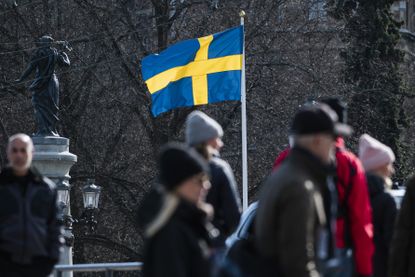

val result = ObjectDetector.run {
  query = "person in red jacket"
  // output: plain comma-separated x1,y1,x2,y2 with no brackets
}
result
273,98,374,277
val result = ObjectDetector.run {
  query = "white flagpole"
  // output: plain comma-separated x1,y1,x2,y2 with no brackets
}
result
240,11,248,211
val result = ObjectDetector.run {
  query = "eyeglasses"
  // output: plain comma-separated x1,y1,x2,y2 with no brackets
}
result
193,174,211,189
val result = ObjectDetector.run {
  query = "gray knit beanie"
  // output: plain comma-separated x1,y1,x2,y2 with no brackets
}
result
185,111,224,146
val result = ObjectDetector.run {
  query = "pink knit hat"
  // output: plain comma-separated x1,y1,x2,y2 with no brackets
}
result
358,134,395,172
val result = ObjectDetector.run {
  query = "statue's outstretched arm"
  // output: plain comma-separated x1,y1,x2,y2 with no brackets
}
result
58,51,70,67
16,59,35,82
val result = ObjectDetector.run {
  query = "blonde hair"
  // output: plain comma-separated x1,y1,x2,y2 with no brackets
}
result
193,142,213,161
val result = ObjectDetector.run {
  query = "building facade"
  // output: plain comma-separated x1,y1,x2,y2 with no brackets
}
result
392,0,415,32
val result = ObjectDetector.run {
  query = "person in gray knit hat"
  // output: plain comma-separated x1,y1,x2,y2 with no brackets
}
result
185,110,241,249
186,111,224,150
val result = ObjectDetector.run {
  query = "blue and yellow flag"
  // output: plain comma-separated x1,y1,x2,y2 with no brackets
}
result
141,26,243,116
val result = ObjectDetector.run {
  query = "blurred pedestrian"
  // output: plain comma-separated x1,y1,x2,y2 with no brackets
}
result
256,103,352,277
358,134,397,277
388,180,415,276
388,172,415,277
0,134,63,277
272,97,374,277
185,111,241,248
138,143,214,277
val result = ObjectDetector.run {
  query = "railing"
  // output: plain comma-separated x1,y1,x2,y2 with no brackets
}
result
54,262,143,277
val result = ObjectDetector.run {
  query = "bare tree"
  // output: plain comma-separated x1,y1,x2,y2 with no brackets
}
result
1,0,413,265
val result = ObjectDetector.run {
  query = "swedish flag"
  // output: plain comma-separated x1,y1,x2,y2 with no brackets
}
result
141,26,243,116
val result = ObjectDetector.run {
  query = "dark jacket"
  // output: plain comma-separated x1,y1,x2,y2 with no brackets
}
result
366,173,396,277
389,175,415,277
0,167,62,265
219,237,276,277
256,147,334,277
139,189,213,277
273,138,374,275
207,157,241,247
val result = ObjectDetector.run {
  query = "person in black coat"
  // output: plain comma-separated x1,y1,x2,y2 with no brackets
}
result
185,111,241,248
366,173,397,277
0,134,63,277
389,175,415,277
359,134,397,277
138,143,215,277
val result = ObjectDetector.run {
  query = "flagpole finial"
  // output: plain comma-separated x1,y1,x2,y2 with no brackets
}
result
239,10,246,18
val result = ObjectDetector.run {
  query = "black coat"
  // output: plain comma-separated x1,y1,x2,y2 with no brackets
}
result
206,157,241,247
0,167,62,267
219,237,276,277
366,173,397,277
389,175,415,277
139,189,213,277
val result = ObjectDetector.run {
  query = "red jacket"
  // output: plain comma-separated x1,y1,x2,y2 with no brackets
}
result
272,138,374,275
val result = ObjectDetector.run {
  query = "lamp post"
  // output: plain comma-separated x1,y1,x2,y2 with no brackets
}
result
56,178,102,254
57,180,70,211
82,179,102,209
32,136,77,277
79,179,102,233
56,180,74,248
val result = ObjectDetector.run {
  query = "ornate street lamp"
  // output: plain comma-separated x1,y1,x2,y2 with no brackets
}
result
78,179,101,233
82,179,101,209
56,179,74,247
56,178,102,243
56,180,70,211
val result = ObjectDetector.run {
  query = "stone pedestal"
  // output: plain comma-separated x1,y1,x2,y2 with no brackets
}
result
32,136,77,277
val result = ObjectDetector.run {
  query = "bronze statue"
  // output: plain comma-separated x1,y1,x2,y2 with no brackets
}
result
15,35,70,137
